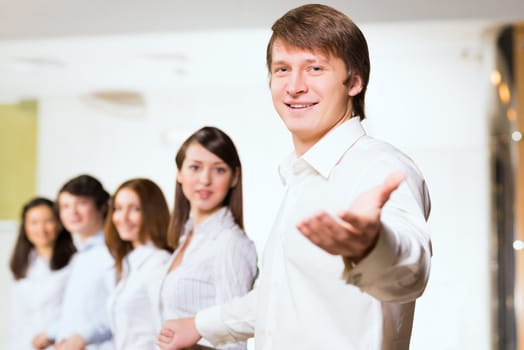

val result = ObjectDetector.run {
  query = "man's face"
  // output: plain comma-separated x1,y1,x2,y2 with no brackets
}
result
58,192,103,237
269,39,354,155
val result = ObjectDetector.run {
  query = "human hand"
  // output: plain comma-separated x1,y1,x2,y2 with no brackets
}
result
297,171,405,261
53,334,86,350
156,317,201,350
32,332,53,349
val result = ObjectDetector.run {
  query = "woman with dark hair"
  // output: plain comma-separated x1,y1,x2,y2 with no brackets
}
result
155,126,257,350
8,197,76,350
105,178,172,350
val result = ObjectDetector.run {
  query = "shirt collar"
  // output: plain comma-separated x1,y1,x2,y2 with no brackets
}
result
183,207,235,239
279,118,366,182
73,231,105,251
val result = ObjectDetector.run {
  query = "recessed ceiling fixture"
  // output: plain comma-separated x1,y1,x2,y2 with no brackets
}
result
139,52,189,77
7,57,65,71
83,90,146,118
139,52,188,62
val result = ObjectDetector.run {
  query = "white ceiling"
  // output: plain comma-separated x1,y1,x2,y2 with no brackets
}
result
0,0,522,39
0,0,521,102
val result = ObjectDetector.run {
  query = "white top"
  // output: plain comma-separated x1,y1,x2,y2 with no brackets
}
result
156,207,258,350
196,118,433,350
107,243,171,350
50,231,115,349
8,251,72,350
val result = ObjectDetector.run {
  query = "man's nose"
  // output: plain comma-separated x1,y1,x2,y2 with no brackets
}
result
287,72,308,95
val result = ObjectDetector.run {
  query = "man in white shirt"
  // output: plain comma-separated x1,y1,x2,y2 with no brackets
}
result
32,174,114,350
157,4,432,350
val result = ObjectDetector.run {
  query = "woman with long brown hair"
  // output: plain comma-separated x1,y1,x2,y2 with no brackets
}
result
156,126,258,350
105,178,172,350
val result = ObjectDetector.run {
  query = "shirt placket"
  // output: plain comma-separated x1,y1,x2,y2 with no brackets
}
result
262,160,307,350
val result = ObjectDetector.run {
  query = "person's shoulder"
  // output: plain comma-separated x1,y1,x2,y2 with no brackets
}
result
356,135,403,155
216,224,254,250
354,136,421,170
50,260,74,279
144,248,171,268
78,242,114,270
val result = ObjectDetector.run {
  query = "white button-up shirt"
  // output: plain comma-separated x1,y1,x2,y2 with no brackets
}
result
8,251,72,350
107,243,170,350
156,207,258,350
196,118,432,350
50,231,115,349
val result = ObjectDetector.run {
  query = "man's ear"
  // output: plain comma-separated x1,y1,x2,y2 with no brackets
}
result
348,75,363,97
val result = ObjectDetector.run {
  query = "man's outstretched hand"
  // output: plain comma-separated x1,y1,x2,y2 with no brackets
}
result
296,172,405,262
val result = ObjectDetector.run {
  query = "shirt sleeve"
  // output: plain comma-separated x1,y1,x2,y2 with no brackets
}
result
78,261,115,344
78,320,112,345
196,288,257,346
8,280,28,349
205,232,257,349
343,157,432,303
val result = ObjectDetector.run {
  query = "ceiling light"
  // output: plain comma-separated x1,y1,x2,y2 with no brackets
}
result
511,131,522,142
498,83,511,104
490,70,501,85
7,57,65,72
507,108,517,122
83,90,146,118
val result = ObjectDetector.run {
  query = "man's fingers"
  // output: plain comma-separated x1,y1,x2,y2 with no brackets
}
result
157,330,174,343
297,211,362,255
298,212,346,239
156,336,173,349
338,209,359,226
159,328,175,337
377,171,405,208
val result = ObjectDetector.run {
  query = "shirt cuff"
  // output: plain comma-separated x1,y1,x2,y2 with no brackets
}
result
195,305,226,347
77,328,92,344
342,221,398,285
45,324,58,342
77,323,111,345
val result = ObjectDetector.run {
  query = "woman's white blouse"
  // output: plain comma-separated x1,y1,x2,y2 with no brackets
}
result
8,250,72,350
156,207,257,350
107,244,171,350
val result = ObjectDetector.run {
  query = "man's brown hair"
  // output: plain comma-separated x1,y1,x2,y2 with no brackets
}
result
266,4,370,120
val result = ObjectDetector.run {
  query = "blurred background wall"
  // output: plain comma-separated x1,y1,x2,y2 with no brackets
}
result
0,1,523,349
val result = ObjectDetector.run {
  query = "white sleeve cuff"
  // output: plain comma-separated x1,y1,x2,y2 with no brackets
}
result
195,305,226,346
344,221,398,286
